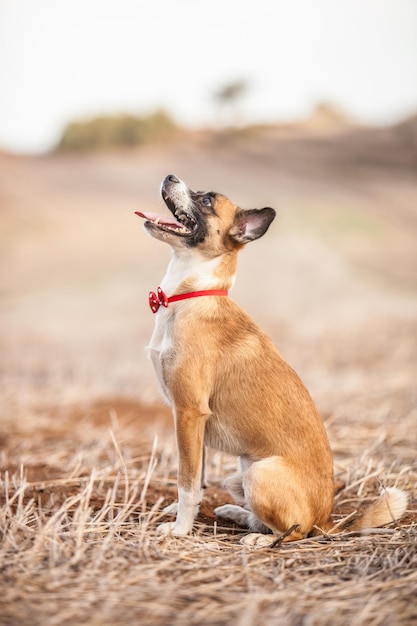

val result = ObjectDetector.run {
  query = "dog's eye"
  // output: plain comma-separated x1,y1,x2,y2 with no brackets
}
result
201,197,212,207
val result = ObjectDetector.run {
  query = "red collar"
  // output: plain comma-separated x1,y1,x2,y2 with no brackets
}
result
149,286,228,314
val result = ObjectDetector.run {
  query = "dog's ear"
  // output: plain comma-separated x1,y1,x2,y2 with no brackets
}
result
229,207,276,244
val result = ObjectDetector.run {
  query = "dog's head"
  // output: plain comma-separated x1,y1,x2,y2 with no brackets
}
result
136,175,275,257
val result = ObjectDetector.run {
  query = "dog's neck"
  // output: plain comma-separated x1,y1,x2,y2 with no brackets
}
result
160,249,238,296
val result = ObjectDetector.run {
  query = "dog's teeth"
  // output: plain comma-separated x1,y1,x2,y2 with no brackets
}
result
155,217,161,225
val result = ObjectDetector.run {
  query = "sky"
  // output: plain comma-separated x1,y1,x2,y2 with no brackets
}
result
1,0,417,153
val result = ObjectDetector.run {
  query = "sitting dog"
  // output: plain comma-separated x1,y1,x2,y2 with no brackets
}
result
135,174,407,544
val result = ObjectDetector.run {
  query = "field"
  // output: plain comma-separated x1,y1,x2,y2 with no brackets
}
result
1,124,416,624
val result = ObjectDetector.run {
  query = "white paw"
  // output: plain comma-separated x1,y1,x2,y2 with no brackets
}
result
163,502,178,515
156,521,189,536
156,521,192,537
240,533,273,548
214,504,235,517
214,504,250,527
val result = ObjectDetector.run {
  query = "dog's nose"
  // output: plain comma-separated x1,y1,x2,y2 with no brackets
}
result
166,174,180,184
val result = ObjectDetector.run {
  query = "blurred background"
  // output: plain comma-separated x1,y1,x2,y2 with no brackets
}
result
0,0,416,441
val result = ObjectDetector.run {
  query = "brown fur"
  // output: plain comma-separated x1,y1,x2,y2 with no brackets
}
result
136,175,408,542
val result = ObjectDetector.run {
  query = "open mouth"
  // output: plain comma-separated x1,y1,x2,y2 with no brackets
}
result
135,190,197,236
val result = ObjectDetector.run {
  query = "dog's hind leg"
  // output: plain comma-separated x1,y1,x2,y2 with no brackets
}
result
214,503,251,527
216,456,273,533
243,456,332,542
223,473,246,505
217,455,333,544
214,503,272,534
222,456,254,505
215,456,277,534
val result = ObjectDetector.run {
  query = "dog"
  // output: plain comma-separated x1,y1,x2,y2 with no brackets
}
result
135,174,408,545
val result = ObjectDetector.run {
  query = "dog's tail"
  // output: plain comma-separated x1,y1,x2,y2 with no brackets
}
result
329,487,408,534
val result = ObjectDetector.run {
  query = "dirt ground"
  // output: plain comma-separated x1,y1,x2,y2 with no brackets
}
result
1,126,416,624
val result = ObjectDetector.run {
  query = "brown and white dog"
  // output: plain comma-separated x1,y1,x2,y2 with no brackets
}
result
135,174,407,545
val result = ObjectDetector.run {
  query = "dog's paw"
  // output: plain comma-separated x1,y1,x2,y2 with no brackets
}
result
156,521,189,536
240,533,273,548
163,502,178,515
214,504,251,527
156,521,176,535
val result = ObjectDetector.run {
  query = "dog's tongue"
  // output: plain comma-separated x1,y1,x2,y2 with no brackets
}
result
135,210,181,228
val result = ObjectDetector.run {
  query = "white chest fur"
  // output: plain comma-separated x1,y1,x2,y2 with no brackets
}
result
147,308,173,405
146,250,235,404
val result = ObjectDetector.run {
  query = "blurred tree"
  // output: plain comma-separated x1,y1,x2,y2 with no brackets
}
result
213,79,250,128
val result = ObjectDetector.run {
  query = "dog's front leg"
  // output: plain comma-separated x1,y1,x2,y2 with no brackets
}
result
201,445,208,489
158,409,207,536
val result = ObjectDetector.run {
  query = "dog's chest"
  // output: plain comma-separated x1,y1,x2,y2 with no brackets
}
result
147,311,174,404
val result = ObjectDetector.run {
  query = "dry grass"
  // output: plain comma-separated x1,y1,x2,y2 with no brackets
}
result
1,398,416,626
